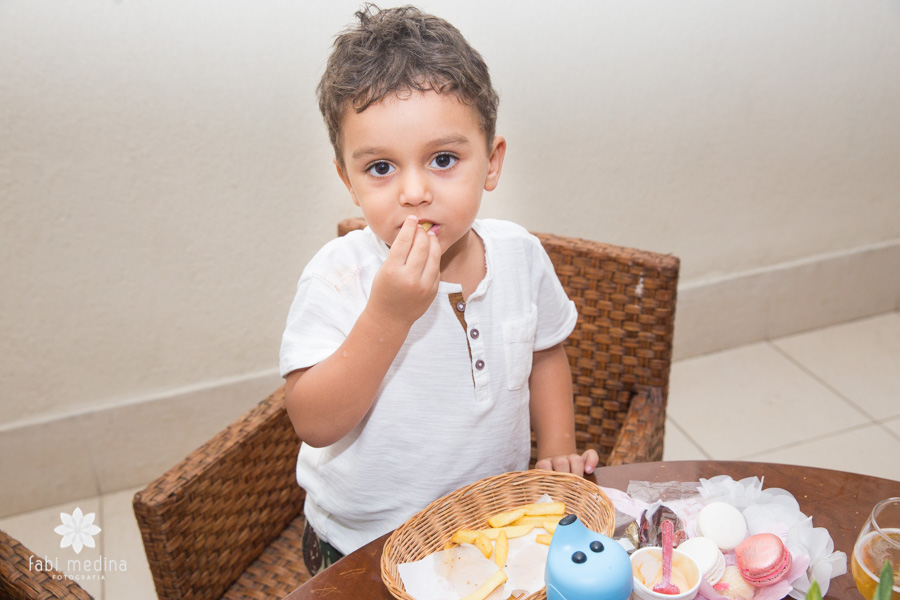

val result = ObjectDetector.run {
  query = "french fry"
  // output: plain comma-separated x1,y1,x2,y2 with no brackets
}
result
451,530,480,545
509,514,563,528
487,507,527,528
522,501,566,516
479,524,534,540
536,533,553,545
493,530,509,567
473,532,493,559
543,520,558,534
461,568,508,600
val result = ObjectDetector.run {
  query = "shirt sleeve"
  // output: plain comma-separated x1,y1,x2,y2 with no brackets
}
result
279,272,365,377
531,239,579,352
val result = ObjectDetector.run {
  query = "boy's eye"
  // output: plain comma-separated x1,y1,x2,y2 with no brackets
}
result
366,161,395,177
430,153,458,170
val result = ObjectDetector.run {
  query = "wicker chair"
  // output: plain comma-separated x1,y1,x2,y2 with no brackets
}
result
0,529,94,600
133,218,679,600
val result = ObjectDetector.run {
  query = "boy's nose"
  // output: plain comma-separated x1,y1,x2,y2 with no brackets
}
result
398,170,432,206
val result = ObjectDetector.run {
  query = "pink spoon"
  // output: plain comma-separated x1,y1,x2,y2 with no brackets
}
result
653,520,681,595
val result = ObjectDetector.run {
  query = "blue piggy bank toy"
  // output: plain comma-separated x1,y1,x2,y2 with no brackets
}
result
545,514,633,600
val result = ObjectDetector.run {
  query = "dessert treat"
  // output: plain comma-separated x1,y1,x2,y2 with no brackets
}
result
714,565,756,600
734,533,793,587
677,536,725,585
631,547,701,600
639,504,687,548
695,502,748,551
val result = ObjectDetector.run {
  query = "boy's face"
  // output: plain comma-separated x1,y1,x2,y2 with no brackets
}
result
334,90,505,261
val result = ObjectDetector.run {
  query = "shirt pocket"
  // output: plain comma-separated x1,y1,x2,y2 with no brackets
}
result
501,304,538,391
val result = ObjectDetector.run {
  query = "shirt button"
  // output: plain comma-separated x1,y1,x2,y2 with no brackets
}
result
475,359,485,370
470,328,480,339
456,301,466,312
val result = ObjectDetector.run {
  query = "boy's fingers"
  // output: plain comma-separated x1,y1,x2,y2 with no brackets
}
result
404,223,432,270
421,230,442,283
534,458,552,471
386,216,418,264
583,449,600,474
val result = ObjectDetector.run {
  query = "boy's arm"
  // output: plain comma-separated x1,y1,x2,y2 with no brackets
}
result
529,343,600,477
284,217,441,448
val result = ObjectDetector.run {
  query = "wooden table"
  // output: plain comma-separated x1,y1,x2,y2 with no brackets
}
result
282,460,900,599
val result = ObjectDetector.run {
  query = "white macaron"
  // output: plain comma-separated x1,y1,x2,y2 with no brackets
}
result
678,536,726,585
695,502,748,551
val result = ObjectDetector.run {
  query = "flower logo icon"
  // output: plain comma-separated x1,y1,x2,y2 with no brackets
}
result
54,507,101,554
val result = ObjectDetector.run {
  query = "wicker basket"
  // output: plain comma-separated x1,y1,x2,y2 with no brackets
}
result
380,470,616,600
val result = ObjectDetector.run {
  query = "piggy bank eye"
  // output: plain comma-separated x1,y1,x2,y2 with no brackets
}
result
590,541,604,553
559,514,577,526
572,551,587,564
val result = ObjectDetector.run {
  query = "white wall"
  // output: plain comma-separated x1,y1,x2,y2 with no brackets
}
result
2,0,899,431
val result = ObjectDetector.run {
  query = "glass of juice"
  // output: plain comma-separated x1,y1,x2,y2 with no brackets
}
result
851,497,900,600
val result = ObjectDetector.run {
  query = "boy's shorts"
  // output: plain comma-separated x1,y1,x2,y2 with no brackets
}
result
302,521,345,575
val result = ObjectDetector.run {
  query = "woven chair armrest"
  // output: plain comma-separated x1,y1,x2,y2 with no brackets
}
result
606,387,666,466
133,385,304,600
1,529,94,600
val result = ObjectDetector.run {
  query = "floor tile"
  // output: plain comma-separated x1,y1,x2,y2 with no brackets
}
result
0,496,104,599
662,418,711,461
884,416,900,440
101,487,157,600
749,422,900,482
773,312,900,420
666,342,869,459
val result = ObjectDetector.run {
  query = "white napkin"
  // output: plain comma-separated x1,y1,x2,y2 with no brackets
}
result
397,528,550,600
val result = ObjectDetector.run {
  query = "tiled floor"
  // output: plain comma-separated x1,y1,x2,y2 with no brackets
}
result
2,312,898,599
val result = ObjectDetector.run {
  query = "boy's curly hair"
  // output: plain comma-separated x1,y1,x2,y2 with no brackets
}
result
318,4,500,165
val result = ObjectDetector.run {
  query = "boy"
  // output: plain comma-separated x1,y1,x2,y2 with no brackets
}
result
280,5,599,574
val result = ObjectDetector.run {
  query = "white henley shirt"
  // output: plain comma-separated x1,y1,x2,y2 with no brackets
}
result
279,219,577,554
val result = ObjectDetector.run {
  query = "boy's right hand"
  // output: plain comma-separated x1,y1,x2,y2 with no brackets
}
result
367,216,441,329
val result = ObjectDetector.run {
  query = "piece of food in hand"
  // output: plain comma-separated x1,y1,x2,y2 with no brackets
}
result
420,221,433,231
473,532,493,559
522,501,566,516
734,533,793,587
695,502,748,551
494,530,509,567
479,524,534,540
488,508,527,528
536,533,553,545
713,565,756,600
461,568,508,600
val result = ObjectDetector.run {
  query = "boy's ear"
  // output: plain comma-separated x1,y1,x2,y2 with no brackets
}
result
483,135,506,192
334,159,360,206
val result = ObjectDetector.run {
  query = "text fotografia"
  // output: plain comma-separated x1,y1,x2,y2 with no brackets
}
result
29,555,127,580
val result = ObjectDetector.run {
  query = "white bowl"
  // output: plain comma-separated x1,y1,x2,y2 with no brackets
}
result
631,547,701,600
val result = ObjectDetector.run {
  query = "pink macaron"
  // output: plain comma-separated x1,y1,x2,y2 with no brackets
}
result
734,533,793,587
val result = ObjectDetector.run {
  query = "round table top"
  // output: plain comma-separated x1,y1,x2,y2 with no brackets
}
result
283,460,900,600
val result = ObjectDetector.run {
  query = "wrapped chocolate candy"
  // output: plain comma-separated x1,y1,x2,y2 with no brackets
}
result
638,503,686,548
